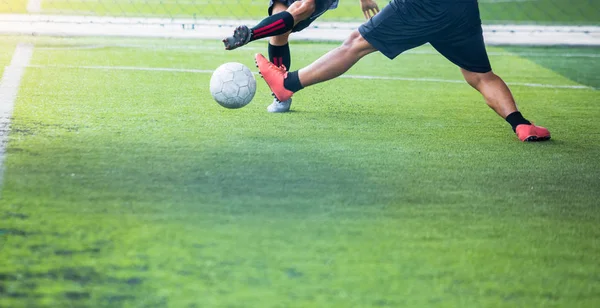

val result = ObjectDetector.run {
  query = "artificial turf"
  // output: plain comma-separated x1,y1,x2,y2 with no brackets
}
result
0,36,599,307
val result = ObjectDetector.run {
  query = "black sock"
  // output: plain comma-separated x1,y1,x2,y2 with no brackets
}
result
250,11,295,41
505,111,531,132
268,43,291,70
284,71,304,92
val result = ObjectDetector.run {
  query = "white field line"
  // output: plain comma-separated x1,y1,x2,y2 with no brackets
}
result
24,64,594,90
34,43,600,58
26,0,43,13
0,44,34,187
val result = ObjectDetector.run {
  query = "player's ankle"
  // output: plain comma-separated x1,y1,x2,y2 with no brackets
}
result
505,111,531,132
283,71,304,92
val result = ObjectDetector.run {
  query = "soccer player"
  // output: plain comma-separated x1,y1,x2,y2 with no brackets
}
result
223,0,380,113
255,0,551,142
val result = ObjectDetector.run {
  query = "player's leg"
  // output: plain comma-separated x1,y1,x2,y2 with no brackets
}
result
267,1,294,112
298,30,376,87
255,30,376,102
461,70,517,118
265,0,338,111
461,69,550,141
256,3,421,102
269,2,292,70
430,3,550,141
223,0,316,50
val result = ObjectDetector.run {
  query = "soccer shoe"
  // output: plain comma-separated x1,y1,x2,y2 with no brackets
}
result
267,98,292,113
515,123,551,142
223,25,251,50
254,53,294,102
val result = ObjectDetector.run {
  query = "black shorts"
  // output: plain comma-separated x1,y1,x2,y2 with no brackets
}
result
358,0,492,73
268,0,339,32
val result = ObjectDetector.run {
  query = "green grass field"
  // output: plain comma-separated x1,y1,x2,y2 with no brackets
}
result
1,0,600,24
0,35,599,307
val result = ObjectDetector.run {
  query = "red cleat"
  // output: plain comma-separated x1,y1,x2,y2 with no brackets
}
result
515,123,551,142
254,53,294,102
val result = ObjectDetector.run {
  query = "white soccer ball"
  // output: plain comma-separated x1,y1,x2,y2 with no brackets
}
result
209,62,256,109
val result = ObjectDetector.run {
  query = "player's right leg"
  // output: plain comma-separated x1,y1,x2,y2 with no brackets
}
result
223,0,316,50
256,29,377,102
256,3,420,101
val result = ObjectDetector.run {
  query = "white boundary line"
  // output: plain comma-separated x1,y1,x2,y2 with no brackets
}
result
0,44,34,187
25,64,594,90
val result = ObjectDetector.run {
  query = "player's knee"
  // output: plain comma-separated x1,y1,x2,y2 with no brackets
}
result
270,32,291,45
271,1,288,14
288,0,315,20
301,0,316,14
471,71,500,90
342,30,374,57
341,31,358,50
462,69,487,88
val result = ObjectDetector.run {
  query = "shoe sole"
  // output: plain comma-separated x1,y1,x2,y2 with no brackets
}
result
223,26,250,50
267,108,290,113
267,101,291,113
524,135,551,142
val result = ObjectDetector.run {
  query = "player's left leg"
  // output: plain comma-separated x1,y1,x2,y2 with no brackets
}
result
461,69,550,142
461,70,517,118
430,3,550,142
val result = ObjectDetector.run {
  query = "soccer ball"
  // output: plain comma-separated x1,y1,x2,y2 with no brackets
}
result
209,62,256,109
